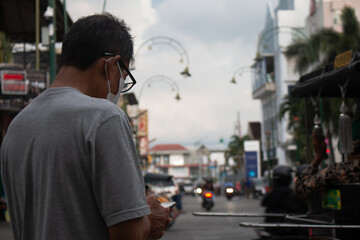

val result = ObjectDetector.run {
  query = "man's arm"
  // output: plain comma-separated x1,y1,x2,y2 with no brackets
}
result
295,130,328,197
108,195,169,240
109,216,150,240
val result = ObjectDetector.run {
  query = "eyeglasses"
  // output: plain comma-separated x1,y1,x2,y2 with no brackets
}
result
103,52,137,93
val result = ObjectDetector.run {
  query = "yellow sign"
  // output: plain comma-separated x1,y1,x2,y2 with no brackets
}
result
334,50,352,69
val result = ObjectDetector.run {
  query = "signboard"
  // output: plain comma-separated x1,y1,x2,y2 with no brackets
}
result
0,70,27,95
244,140,261,178
245,151,258,178
138,110,148,155
322,189,341,210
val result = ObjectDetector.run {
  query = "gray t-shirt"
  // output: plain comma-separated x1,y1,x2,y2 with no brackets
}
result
1,87,150,240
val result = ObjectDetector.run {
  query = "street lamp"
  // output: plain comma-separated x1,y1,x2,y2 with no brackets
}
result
136,36,191,78
230,66,252,84
138,75,181,103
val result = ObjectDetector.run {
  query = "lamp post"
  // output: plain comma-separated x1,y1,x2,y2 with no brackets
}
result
138,75,181,103
230,66,252,84
136,36,191,77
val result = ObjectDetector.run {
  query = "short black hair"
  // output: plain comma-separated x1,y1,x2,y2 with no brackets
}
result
60,13,134,70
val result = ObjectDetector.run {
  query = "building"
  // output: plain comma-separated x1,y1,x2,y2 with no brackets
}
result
148,144,192,180
251,0,310,166
148,143,218,183
305,0,360,35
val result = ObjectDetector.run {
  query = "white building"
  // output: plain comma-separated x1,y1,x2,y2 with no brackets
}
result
251,0,310,166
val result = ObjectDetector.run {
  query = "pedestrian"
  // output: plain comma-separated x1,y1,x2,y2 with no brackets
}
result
261,165,308,237
0,13,169,240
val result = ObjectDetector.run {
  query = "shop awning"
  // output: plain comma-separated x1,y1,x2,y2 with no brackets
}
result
291,52,360,98
0,0,73,43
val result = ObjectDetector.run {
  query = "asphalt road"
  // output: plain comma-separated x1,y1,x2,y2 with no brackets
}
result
0,194,265,240
162,194,265,240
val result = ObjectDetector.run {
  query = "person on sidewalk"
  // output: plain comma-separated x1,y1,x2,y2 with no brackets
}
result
1,13,168,240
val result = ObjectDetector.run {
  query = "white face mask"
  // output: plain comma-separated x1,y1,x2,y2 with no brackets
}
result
104,57,125,104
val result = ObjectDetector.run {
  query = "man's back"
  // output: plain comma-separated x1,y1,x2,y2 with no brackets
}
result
1,87,149,239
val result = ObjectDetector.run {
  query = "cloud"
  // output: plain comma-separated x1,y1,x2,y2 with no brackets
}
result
65,0,270,149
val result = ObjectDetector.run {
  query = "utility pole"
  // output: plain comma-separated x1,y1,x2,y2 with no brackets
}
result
234,111,242,137
47,0,56,84
35,0,40,70
63,0,68,34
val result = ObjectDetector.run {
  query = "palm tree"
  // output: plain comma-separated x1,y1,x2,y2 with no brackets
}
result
227,135,251,172
279,96,315,163
285,7,360,74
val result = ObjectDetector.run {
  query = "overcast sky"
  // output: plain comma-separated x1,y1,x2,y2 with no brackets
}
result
66,0,279,149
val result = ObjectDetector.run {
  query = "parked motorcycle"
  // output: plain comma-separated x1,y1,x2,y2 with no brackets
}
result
202,191,215,211
225,187,235,200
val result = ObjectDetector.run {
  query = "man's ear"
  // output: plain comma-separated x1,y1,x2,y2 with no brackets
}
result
104,55,121,80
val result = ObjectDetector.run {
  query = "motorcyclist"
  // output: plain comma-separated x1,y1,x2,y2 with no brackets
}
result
202,178,214,192
261,165,308,237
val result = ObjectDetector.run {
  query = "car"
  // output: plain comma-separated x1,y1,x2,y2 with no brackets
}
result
182,182,195,195
144,173,178,199
252,178,266,196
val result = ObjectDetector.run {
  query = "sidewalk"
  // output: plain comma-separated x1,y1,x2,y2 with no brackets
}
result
0,221,13,240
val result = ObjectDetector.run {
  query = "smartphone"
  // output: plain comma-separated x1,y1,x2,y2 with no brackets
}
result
161,201,177,209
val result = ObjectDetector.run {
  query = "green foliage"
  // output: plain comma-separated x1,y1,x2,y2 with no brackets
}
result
227,135,251,157
279,95,314,163
0,31,13,63
285,6,359,74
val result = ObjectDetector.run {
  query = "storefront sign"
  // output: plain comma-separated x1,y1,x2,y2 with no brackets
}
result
0,70,27,95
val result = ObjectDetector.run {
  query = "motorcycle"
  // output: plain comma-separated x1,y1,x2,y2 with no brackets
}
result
202,191,215,211
225,187,234,200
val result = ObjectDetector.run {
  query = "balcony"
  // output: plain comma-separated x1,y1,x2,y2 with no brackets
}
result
251,56,276,99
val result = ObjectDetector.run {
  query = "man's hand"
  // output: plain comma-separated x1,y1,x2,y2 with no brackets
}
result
312,129,327,167
146,195,170,240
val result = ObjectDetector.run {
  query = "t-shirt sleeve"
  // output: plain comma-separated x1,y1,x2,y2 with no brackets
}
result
89,113,150,227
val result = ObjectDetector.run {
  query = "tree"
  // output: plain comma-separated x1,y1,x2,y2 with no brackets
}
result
227,134,251,172
0,31,13,63
279,96,315,163
285,7,360,74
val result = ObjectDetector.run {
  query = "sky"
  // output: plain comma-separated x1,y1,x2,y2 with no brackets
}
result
66,0,279,149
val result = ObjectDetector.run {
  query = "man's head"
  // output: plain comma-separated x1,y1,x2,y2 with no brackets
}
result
273,165,292,187
60,13,134,70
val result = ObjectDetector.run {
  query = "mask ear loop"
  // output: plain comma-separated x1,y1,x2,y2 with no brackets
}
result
104,57,113,95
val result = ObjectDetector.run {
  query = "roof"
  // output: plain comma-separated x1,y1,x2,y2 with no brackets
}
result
150,144,188,152
291,52,360,98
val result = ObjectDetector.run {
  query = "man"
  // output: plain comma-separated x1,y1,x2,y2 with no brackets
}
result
295,129,360,197
0,13,168,240
261,165,308,237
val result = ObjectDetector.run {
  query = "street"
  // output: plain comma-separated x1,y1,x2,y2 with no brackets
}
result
163,194,264,240
0,195,265,240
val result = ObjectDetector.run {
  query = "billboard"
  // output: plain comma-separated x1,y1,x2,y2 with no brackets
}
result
244,140,261,178
245,151,258,178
